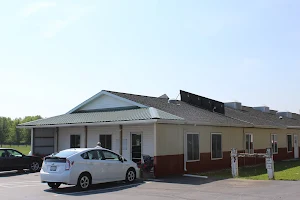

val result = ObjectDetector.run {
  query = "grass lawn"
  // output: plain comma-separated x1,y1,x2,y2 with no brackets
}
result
199,160,300,181
1,145,31,155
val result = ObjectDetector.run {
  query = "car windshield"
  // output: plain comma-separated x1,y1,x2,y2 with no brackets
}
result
52,150,78,158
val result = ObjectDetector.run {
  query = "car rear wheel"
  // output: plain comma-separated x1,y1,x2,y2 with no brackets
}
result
77,173,91,190
125,168,136,183
29,161,40,172
48,182,61,189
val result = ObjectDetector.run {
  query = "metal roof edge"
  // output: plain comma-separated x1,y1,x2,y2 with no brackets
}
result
287,126,300,129
17,119,158,129
156,120,253,128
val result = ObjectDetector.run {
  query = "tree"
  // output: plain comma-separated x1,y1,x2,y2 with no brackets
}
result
0,115,42,146
20,115,42,145
0,117,12,145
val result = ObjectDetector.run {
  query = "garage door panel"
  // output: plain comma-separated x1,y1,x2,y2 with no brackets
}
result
34,138,54,146
34,147,54,156
35,128,55,137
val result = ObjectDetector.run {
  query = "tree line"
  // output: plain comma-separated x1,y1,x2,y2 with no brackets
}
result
0,116,42,146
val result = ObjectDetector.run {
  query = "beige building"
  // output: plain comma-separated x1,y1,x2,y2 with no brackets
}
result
18,90,300,177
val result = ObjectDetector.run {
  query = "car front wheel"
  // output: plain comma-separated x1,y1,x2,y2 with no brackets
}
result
125,168,136,183
29,161,40,172
48,182,61,189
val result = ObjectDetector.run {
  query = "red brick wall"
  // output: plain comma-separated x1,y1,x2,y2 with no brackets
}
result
154,154,184,177
154,148,296,177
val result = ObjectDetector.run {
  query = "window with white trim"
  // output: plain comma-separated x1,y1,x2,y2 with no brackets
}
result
187,133,199,161
245,134,254,154
211,133,222,159
287,134,292,152
271,134,278,154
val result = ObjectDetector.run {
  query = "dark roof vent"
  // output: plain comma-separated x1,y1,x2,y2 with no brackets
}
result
168,99,180,105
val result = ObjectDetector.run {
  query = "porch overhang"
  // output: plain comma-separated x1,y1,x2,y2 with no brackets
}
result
17,119,159,129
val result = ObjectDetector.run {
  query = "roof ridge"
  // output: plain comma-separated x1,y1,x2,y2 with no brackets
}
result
104,90,160,99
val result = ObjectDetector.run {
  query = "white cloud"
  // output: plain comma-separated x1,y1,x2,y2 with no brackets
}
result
22,2,56,17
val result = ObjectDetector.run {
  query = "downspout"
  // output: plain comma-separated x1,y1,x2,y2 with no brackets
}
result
56,127,59,152
31,128,34,154
85,126,88,148
184,130,187,172
119,125,123,155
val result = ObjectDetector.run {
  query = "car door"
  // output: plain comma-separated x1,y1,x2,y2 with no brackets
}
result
0,150,7,171
101,150,125,181
7,150,26,169
81,150,105,183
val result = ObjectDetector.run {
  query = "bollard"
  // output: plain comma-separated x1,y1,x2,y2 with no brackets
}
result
266,148,275,180
231,148,238,178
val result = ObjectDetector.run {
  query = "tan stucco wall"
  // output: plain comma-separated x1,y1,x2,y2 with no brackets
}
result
156,124,244,156
156,124,300,156
244,128,300,149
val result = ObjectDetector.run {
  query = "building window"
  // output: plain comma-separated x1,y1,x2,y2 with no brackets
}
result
70,135,80,148
271,134,278,154
187,133,199,161
287,134,292,152
211,133,222,159
100,135,112,150
245,134,254,154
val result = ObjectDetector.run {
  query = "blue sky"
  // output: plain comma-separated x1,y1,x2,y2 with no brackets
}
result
1,0,300,118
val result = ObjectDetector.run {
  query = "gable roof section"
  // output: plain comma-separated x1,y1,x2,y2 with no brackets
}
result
67,91,147,114
18,107,184,127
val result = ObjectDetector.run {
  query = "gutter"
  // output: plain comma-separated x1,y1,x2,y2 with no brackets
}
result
17,119,158,129
287,126,300,129
17,118,295,129
157,120,253,128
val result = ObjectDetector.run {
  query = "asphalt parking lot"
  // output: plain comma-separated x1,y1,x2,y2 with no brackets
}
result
1,171,300,200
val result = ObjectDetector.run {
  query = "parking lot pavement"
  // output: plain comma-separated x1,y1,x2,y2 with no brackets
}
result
1,171,300,200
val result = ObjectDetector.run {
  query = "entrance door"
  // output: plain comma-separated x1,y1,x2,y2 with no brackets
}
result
294,135,299,158
131,133,142,163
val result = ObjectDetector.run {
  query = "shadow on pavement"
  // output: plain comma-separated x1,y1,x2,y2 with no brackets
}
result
0,170,34,177
44,180,145,196
148,175,226,185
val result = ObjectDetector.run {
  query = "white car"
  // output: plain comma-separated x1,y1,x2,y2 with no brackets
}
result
40,147,140,190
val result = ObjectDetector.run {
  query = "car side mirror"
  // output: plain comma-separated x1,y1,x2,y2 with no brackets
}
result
119,157,124,163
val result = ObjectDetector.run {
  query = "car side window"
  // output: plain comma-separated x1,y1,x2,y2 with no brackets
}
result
101,150,120,161
81,150,103,160
7,150,23,157
0,150,7,158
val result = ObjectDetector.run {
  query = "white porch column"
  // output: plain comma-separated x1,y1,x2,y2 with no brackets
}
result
31,128,34,154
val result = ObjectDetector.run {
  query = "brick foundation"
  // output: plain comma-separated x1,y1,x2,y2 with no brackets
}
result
154,148,296,177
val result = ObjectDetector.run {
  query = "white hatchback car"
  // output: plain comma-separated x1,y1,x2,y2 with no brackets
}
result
40,147,140,190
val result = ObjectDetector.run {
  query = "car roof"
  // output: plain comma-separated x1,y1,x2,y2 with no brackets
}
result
59,147,111,153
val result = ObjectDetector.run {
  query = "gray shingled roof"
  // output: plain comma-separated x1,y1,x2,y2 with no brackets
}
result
18,107,184,127
106,90,300,128
105,91,252,127
240,106,300,127
225,107,286,128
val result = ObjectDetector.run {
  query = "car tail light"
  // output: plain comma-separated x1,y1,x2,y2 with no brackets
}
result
65,159,71,170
